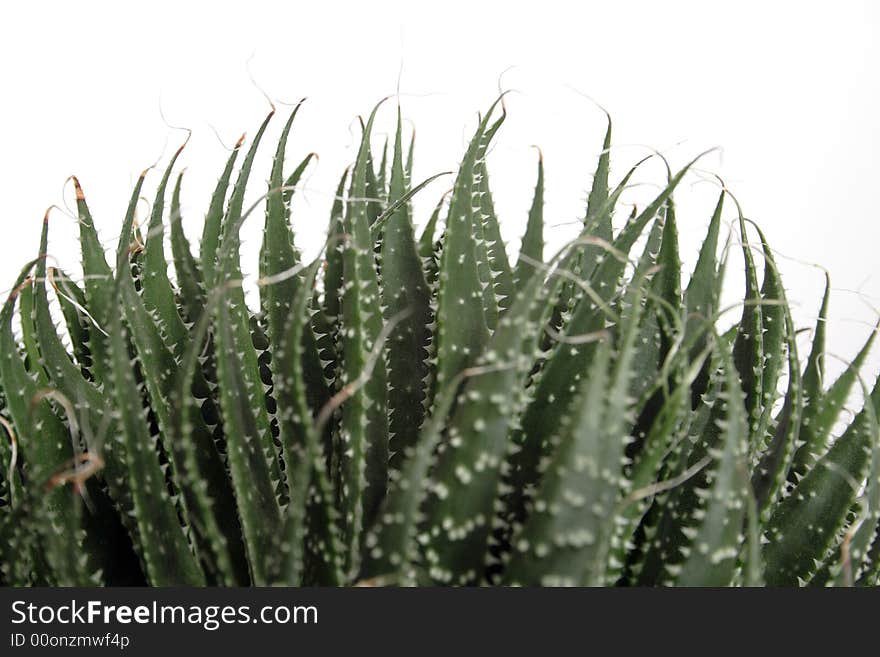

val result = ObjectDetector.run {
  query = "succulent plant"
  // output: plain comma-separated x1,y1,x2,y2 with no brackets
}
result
0,97,877,587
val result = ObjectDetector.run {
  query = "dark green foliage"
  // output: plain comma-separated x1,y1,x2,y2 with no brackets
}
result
1,97,876,587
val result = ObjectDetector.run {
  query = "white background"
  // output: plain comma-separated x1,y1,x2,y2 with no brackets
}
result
1,0,878,386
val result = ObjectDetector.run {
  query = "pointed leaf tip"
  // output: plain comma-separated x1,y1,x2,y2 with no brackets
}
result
69,176,85,200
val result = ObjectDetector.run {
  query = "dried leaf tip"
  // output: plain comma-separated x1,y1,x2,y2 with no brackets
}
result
235,133,246,149
7,276,32,302
173,132,191,159
69,175,85,201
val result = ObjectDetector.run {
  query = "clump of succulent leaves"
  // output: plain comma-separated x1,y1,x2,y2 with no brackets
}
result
1,97,878,587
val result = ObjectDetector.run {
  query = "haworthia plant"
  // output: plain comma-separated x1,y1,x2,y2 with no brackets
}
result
1,96,877,587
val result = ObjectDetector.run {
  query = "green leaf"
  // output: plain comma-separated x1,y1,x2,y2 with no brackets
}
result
212,296,283,585
405,129,415,185
0,262,92,585
790,319,878,482
512,155,705,531
200,136,243,287
376,137,389,199
585,115,612,230
857,518,880,586
31,213,140,559
614,212,664,431
258,106,330,432
434,98,505,391
652,199,682,350
335,100,391,575
359,370,461,584
624,197,683,455
418,193,445,261
512,150,544,294
503,263,648,586
70,176,115,383
470,123,502,332
213,111,284,584
140,142,193,365
674,337,750,587
114,173,248,586
260,104,305,323
749,224,803,518
755,225,786,435
732,210,764,458
17,282,47,384
763,366,879,586
832,372,879,586
634,343,727,585
363,121,384,226
609,343,713,585
743,483,765,586
683,191,725,406
380,107,432,467
684,192,724,325
107,272,204,585
504,340,612,586
169,170,206,325
423,256,562,584
271,261,344,585
474,117,514,317
551,117,613,320
47,268,93,380
283,152,317,214
418,192,447,292
315,169,349,461
321,168,350,326
803,274,832,419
